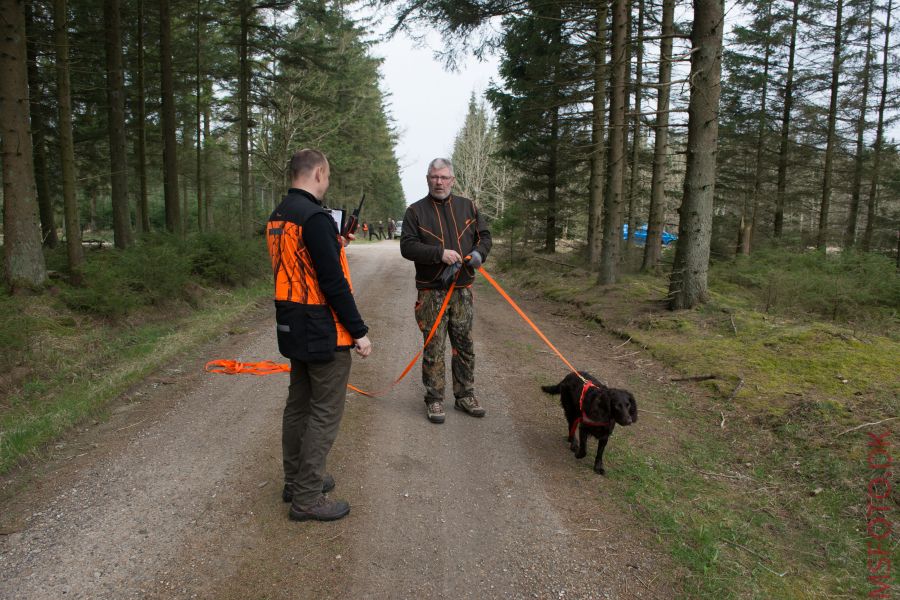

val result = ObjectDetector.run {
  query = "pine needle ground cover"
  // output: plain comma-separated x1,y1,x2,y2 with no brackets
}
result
0,234,269,474
492,247,898,599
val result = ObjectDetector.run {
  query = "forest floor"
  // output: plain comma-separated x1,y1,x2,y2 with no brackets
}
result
0,241,895,598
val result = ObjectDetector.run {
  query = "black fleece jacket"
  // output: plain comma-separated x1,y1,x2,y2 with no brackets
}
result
399,193,492,289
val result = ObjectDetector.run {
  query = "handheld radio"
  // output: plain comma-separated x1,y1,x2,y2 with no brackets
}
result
342,193,366,237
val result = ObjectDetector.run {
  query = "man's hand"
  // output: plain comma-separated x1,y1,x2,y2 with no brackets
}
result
442,249,462,265
353,335,372,358
467,250,483,269
340,233,356,247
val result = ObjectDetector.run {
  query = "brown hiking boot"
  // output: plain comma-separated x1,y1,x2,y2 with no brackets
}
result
454,396,485,417
289,495,350,522
426,401,445,424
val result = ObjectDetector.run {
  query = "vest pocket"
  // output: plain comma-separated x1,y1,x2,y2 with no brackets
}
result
275,302,336,362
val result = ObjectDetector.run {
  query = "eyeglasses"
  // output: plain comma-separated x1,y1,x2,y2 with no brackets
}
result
427,175,453,182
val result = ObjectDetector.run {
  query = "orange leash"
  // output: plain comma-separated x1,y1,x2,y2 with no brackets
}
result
206,280,458,398
476,266,584,380
207,266,587,389
347,279,457,397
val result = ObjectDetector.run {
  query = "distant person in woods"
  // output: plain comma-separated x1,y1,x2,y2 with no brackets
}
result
387,218,396,239
377,220,386,240
400,158,492,424
266,148,372,522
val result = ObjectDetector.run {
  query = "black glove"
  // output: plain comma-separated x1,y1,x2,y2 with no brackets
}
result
467,250,483,269
440,260,462,289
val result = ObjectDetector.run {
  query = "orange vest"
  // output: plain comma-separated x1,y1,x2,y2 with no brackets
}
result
267,193,355,358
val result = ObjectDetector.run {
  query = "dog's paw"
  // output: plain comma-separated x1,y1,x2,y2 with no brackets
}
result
593,464,606,475
575,449,587,459
569,441,579,453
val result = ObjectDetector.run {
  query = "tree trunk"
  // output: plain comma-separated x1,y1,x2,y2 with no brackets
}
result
599,0,627,284
89,187,98,233
587,1,608,267
546,104,560,253
52,0,83,283
1,0,47,290
642,0,674,272
181,120,189,231
545,8,562,254
668,0,723,310
817,0,843,251
160,0,181,235
195,0,203,232
626,0,644,251
204,88,214,230
844,0,875,249
863,0,892,251
740,0,773,256
774,0,799,239
239,0,251,237
25,2,58,249
135,0,150,233
104,0,131,249
619,0,631,261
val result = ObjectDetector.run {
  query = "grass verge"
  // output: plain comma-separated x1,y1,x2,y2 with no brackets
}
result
0,281,268,474
1,232,270,475
492,246,898,599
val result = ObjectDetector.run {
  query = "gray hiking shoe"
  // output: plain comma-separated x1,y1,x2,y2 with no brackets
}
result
454,396,485,417
289,495,350,522
427,401,445,424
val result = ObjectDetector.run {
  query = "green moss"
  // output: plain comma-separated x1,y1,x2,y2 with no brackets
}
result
491,252,900,598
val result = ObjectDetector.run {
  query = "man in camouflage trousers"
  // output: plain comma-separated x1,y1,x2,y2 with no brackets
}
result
400,158,492,424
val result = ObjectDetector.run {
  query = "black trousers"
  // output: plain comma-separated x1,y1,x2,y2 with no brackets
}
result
282,351,351,508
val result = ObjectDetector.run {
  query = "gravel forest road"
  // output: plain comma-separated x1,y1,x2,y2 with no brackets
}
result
1,241,676,599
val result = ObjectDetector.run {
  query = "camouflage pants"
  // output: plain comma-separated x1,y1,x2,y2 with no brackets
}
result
414,287,475,403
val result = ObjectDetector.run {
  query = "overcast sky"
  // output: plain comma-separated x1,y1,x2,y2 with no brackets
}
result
361,12,501,206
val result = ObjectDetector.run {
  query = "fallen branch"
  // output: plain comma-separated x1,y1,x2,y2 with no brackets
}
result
836,416,900,437
613,337,632,349
720,411,726,429
729,314,737,335
728,379,745,402
115,418,147,432
534,256,579,269
697,469,749,481
722,539,788,577
671,374,718,382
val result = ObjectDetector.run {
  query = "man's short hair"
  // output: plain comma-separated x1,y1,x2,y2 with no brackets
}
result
289,149,328,179
427,158,454,176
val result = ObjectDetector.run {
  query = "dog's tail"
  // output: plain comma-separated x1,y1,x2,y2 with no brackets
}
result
541,383,561,395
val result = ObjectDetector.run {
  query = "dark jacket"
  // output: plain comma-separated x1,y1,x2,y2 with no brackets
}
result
400,194,492,289
267,188,367,361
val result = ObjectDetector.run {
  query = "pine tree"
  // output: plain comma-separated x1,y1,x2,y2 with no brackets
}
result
599,0,628,284
1,0,48,290
668,0,723,309
52,0,83,282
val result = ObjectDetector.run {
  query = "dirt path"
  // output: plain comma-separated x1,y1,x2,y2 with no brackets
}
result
1,242,676,599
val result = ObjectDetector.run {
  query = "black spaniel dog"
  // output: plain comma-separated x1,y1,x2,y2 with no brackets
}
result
541,371,637,475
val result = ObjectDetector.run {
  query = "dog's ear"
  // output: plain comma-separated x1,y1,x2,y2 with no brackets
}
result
594,386,612,420
628,392,638,423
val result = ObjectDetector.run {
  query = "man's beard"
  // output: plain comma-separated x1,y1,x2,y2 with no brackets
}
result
429,189,451,200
